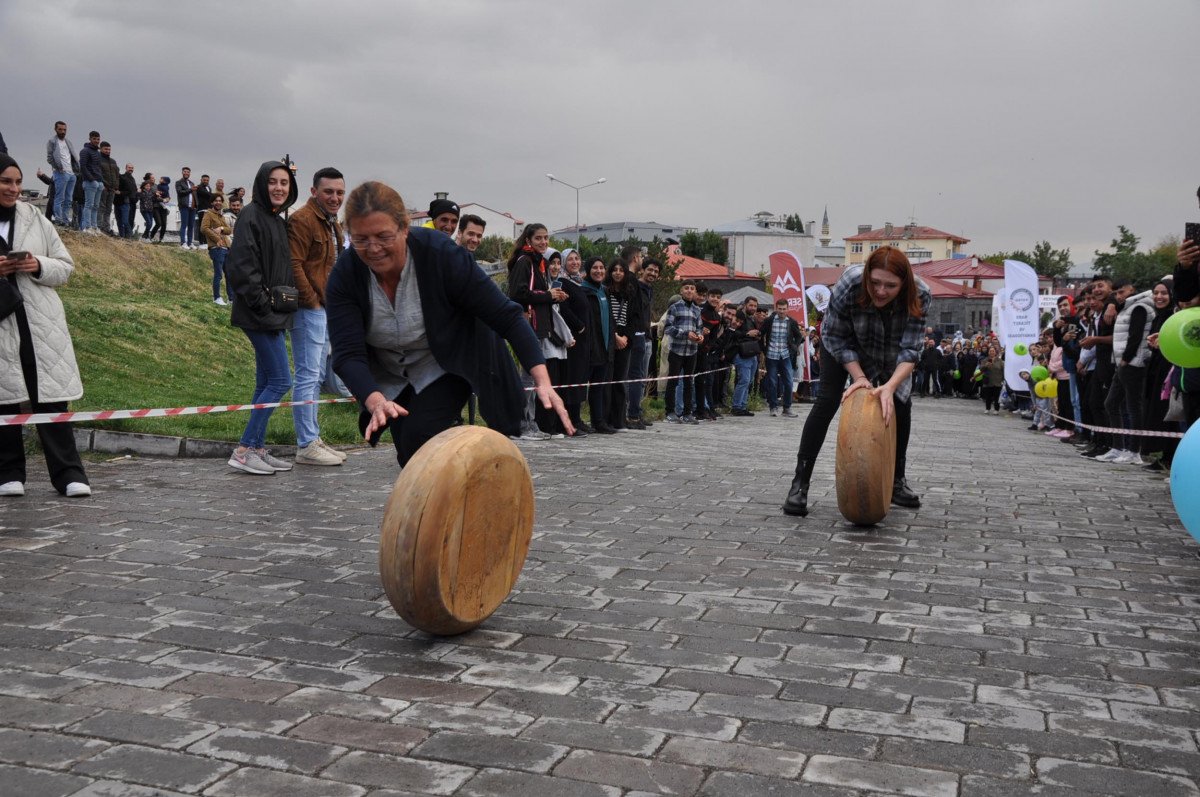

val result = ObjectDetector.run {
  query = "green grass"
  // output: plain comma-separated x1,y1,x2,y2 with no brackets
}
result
58,232,361,444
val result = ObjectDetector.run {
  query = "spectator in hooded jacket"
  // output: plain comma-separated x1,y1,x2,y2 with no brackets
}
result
224,161,299,475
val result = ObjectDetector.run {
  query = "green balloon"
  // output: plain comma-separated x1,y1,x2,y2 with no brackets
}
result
1160,307,1200,368
953,369,961,379
1031,365,1049,382
1013,343,1028,356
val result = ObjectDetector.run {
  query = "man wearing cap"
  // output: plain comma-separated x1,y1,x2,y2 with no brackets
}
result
428,198,459,236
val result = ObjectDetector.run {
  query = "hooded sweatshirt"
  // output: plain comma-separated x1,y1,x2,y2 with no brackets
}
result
226,161,299,331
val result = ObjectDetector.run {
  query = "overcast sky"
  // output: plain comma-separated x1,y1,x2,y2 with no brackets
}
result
3,0,1196,261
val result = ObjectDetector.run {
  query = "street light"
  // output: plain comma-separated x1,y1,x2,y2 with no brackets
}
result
546,173,607,233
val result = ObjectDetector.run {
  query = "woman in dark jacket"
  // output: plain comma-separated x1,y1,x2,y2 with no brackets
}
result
579,256,616,434
603,257,635,430
558,248,591,434
224,161,298,475
326,181,571,467
1141,280,1177,469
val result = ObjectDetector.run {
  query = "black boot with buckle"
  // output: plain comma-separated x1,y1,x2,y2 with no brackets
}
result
891,476,921,508
782,457,816,517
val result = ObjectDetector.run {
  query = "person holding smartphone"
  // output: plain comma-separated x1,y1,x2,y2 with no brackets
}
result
0,153,91,498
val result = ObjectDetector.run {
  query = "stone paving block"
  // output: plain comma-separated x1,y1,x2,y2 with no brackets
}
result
0,727,109,769
186,727,345,774
967,725,1121,765
153,650,273,677
909,696,1045,731
205,766,368,797
456,767,621,797
320,751,476,794
573,679,700,712
66,709,217,749
365,675,492,705
73,744,237,793
828,707,965,743
879,738,1032,780
693,692,825,725
660,736,805,778
480,690,614,722
803,754,959,797
459,664,580,695
167,672,299,702
736,722,880,758
520,718,664,756
0,763,92,797
254,662,383,692
1027,673,1160,704
60,657,190,689
70,780,193,796
288,714,427,755
0,694,99,729
275,686,408,719
1049,714,1198,752
1036,757,1200,796
552,749,705,795
395,701,535,736
607,705,741,740
0,667,88,699
412,729,568,773
166,696,309,734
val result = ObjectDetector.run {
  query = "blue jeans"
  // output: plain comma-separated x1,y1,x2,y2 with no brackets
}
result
732,355,757,410
117,203,135,237
82,180,103,229
1063,358,1082,431
179,207,196,245
626,333,647,418
53,171,76,223
209,247,229,300
764,356,794,410
290,308,327,447
141,209,155,237
240,329,292,449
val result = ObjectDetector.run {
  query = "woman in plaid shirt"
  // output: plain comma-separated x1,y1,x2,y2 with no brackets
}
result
782,246,931,518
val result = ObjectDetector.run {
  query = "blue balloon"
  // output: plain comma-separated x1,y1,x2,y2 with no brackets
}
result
1171,422,1200,544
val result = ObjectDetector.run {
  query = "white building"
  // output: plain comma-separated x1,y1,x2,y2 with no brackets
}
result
712,214,817,277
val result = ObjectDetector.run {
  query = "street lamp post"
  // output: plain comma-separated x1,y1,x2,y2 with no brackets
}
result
546,173,607,235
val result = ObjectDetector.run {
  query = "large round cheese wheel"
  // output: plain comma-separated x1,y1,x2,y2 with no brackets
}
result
835,389,897,526
379,426,534,635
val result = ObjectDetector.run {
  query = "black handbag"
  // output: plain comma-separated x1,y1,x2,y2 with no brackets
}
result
269,285,299,313
738,339,761,358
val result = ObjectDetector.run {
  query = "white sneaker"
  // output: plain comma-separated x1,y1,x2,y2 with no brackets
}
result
519,428,551,441
769,408,778,417
1095,449,1124,463
295,442,342,466
0,481,24,497
214,297,227,306
256,449,293,471
316,439,347,461
228,448,275,475
64,482,92,497
1117,451,1147,466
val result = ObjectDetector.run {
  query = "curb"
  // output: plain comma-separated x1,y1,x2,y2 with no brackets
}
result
67,427,312,459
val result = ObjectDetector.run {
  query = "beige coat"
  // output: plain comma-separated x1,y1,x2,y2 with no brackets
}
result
0,202,83,403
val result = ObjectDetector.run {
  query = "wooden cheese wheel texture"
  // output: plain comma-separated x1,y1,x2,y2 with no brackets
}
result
835,389,897,526
379,426,535,635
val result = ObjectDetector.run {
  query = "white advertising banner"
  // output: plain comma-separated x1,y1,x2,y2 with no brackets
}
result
1000,259,1040,389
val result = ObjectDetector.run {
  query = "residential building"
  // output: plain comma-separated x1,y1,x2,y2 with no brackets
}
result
712,213,816,279
551,220,694,246
843,222,969,266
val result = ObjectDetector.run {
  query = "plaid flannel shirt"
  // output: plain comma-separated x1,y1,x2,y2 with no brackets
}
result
664,299,702,357
821,265,931,403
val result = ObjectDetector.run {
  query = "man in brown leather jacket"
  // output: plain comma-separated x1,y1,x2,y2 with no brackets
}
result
288,167,347,466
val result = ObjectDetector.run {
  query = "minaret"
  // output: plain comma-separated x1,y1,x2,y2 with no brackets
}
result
820,206,831,248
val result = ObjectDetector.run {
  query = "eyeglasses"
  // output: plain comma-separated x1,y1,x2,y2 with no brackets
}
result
350,232,399,251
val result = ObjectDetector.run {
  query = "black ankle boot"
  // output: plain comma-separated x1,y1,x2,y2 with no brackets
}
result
782,458,815,517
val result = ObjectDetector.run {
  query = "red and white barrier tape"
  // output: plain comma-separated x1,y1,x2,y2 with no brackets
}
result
1037,408,1186,439
0,366,745,427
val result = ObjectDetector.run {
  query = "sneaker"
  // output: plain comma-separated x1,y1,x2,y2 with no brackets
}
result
316,439,348,461
1116,451,1146,466
1078,445,1106,459
296,442,343,466
549,433,566,439
64,482,92,497
0,480,24,497
256,449,293,471
228,448,275,475
681,415,701,425
731,408,754,417
769,407,779,417
519,428,551,441
781,409,798,418
1095,449,1124,463
666,414,681,424
214,297,227,306
640,418,654,427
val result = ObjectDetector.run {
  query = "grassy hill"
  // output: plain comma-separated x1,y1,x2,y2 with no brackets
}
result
56,232,361,444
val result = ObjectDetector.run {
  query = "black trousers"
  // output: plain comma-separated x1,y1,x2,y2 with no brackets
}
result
795,347,912,481
1085,362,1113,448
666,351,697,417
369,374,472,468
536,358,567,435
981,385,1001,411
607,344,630,428
0,301,89,493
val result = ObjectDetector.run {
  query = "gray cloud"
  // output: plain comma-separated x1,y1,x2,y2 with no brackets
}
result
3,0,1197,260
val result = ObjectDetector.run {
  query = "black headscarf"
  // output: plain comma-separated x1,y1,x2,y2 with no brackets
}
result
0,153,20,239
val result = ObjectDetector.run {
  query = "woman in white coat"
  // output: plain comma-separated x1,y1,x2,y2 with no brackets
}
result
0,154,91,497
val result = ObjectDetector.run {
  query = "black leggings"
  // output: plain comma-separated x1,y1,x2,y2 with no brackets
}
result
981,385,1001,411
796,347,912,480
368,374,472,468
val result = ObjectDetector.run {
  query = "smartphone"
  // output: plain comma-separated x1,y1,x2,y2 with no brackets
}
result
3,251,30,261
1186,222,1200,248
551,279,562,289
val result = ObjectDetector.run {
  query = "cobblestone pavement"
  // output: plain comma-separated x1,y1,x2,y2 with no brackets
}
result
1,397,1197,796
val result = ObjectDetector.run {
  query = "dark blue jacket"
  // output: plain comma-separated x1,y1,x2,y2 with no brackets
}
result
326,226,545,437
78,142,103,182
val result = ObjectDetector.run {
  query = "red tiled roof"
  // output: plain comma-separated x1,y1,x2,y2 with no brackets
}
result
845,225,969,244
666,246,758,280
913,257,1004,279
792,263,990,299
